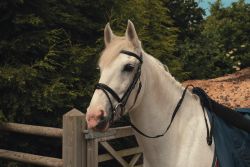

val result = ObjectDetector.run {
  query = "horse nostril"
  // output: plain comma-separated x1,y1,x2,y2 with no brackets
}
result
86,108,106,127
99,109,104,115
87,109,104,119
99,109,105,120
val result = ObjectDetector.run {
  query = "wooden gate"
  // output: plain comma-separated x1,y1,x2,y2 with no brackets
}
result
0,108,143,167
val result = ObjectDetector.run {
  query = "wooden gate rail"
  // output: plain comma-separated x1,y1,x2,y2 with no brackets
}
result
84,126,134,141
0,149,63,167
0,116,65,166
0,108,143,167
0,122,62,138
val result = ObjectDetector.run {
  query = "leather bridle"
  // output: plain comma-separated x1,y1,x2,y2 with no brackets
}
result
94,50,213,145
95,50,143,126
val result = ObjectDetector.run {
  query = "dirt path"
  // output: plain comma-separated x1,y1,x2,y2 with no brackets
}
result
182,68,250,109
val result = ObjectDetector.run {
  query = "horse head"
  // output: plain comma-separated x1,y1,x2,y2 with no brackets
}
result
86,20,144,131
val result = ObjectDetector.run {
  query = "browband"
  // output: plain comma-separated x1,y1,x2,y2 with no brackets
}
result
120,50,143,63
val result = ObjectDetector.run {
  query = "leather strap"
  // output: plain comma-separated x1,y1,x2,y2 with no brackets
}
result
130,85,193,138
120,50,143,63
120,64,142,105
96,83,121,102
130,85,213,146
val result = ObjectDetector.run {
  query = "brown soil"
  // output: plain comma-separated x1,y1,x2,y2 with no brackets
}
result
182,68,250,109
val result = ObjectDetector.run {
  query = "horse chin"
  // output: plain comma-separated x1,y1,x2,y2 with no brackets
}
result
94,121,110,132
113,114,121,122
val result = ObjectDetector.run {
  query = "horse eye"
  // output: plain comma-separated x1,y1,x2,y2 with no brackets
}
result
123,64,135,72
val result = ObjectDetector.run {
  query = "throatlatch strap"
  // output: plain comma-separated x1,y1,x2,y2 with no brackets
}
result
121,65,141,105
133,81,142,106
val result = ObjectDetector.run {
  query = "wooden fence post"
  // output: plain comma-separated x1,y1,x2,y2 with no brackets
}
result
87,139,98,167
63,108,86,167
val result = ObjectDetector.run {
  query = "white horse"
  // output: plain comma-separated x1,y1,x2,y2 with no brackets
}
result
86,20,215,167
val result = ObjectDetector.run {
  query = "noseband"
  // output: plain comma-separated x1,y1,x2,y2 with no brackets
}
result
95,50,143,124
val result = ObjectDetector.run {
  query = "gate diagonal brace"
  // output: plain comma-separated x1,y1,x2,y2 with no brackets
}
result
100,141,129,167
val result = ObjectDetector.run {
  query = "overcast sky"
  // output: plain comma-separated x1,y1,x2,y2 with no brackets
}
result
198,0,250,15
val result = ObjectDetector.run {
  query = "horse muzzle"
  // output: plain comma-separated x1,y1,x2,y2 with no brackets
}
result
86,107,110,131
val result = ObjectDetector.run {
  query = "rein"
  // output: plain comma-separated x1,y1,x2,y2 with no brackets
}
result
130,85,191,138
130,85,213,145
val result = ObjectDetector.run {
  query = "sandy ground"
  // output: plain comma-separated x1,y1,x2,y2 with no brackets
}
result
182,68,250,109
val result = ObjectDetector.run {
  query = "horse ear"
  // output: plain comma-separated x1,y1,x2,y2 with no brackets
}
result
125,20,140,48
104,23,114,46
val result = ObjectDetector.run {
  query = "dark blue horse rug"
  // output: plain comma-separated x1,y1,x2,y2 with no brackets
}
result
207,108,250,167
192,87,250,167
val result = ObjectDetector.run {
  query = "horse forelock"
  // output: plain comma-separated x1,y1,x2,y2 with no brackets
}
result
99,37,134,68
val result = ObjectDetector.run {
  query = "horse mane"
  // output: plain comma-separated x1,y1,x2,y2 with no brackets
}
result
143,51,183,90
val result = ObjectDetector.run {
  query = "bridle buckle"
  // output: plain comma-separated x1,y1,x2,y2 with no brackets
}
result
113,102,124,118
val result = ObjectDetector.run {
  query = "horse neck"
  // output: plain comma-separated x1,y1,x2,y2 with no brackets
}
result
129,52,214,166
130,52,194,134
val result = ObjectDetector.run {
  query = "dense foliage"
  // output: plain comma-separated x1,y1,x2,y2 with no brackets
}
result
0,0,249,166
180,0,250,79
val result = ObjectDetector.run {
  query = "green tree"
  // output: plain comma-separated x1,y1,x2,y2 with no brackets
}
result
0,1,100,166
0,0,99,125
0,0,179,166
203,0,250,70
163,0,205,40
162,0,206,80
180,36,229,79
94,0,181,78
179,0,250,80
